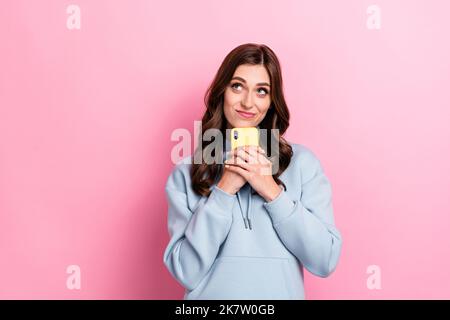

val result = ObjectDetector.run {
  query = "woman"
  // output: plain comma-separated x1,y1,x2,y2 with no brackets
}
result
163,43,342,299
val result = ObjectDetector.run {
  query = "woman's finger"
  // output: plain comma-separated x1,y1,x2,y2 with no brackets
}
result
226,155,252,171
244,145,258,157
248,145,270,164
236,148,252,163
225,163,250,179
237,147,269,165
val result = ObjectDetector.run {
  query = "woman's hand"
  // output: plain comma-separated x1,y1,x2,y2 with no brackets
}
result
217,161,247,195
224,146,283,202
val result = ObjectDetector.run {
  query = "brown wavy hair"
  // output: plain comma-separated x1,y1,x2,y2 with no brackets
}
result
191,43,293,197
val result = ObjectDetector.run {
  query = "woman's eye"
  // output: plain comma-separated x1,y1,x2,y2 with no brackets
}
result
231,83,242,91
257,88,269,96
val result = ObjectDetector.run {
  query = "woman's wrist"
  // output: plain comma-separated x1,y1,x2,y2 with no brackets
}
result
217,181,238,195
262,183,283,202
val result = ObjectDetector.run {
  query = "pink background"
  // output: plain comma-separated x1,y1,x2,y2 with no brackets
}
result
1,0,449,299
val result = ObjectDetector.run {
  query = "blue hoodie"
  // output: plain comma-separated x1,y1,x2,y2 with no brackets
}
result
163,142,342,299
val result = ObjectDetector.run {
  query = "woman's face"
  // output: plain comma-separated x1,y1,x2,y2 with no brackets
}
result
223,64,271,129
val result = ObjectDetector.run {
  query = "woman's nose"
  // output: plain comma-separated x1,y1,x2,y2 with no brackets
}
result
241,93,253,109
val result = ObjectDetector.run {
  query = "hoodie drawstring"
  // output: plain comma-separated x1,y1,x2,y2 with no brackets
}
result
237,185,253,230
222,146,253,230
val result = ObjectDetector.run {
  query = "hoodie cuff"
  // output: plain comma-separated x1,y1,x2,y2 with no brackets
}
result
210,185,236,210
263,190,296,225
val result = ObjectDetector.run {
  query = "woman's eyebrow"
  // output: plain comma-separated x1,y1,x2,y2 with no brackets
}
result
231,76,270,87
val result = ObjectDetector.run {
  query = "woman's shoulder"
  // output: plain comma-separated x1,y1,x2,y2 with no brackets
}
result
287,141,326,177
165,155,193,192
288,142,321,164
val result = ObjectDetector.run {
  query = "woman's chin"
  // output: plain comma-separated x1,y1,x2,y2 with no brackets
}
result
232,119,255,128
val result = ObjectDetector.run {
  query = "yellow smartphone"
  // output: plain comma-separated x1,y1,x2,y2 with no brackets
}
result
230,127,259,150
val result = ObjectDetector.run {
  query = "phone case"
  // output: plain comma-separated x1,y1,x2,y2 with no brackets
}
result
230,127,259,150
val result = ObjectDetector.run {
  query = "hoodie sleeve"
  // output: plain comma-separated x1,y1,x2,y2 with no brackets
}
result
262,152,342,278
163,164,236,291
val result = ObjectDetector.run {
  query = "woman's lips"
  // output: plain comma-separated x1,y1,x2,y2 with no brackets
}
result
236,110,256,119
